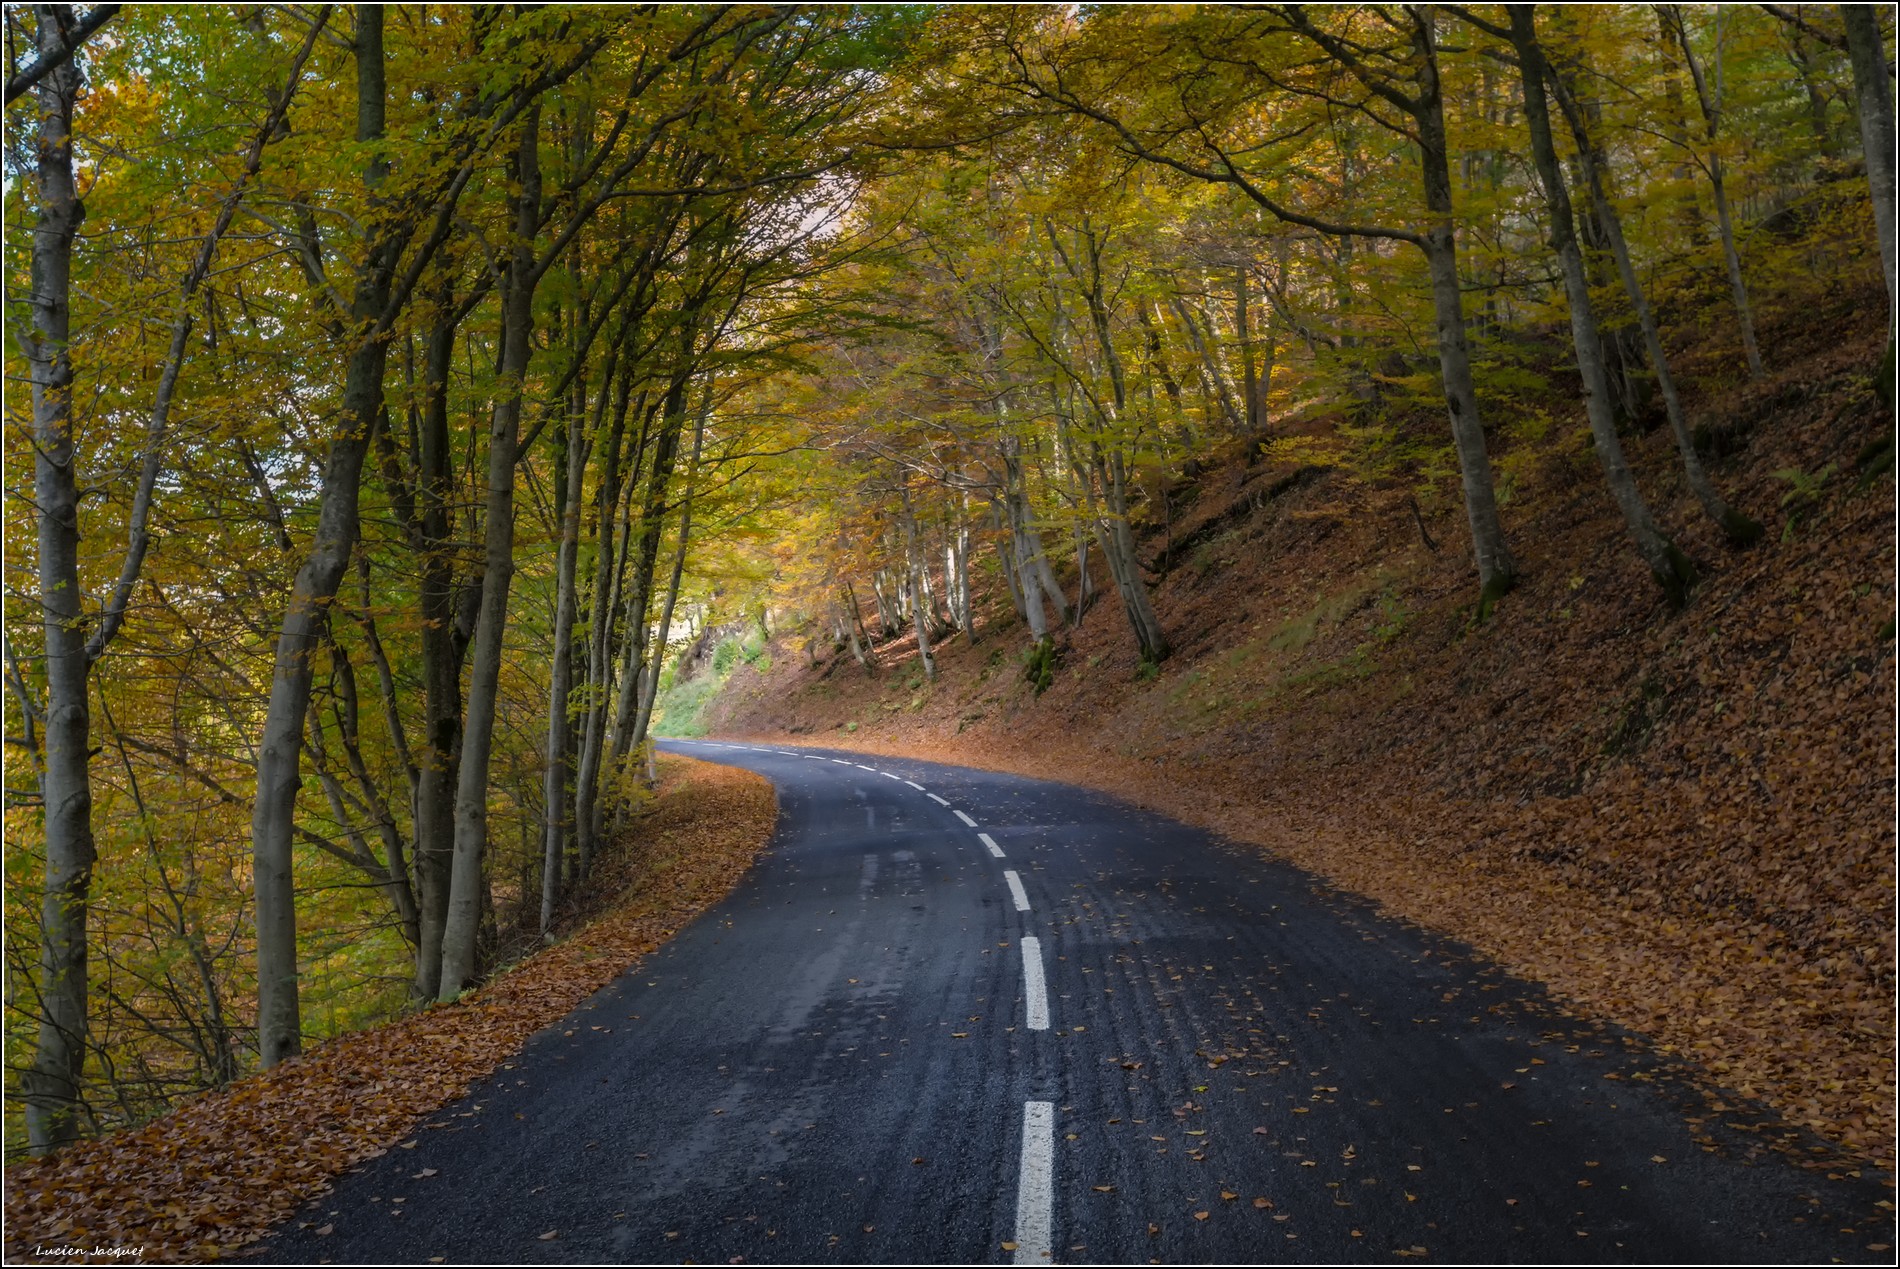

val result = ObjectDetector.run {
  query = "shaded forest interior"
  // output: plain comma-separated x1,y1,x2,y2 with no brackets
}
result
5,0,1894,1180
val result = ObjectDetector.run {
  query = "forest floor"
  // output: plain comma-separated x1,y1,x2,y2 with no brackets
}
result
2,756,778,1264
703,291,1896,1172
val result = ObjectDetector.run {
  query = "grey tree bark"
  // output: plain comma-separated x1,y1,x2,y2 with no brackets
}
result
1543,50,1763,545
22,2,316,1138
900,487,937,680
251,4,393,1064
539,350,595,936
1670,5,1766,381
572,366,633,892
632,390,708,750
1407,10,1520,613
439,102,542,1001
22,2,94,1155
1510,5,1696,606
1842,3,1897,336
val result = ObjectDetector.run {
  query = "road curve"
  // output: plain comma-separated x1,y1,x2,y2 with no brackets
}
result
260,741,1892,1265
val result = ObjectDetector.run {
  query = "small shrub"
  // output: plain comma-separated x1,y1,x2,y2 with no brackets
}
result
1022,636,1057,695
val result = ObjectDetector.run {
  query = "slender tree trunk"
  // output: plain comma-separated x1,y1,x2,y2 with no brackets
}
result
1235,264,1265,437
439,102,540,1002
539,370,591,936
955,508,977,644
573,367,632,886
1512,5,1696,605
633,393,707,749
991,503,1030,628
23,3,92,1152
1169,294,1245,433
1672,6,1765,380
900,487,936,680
1843,3,1897,336
1092,447,1170,662
409,310,469,1000
607,373,689,805
1656,9,1709,247
252,6,392,1060
1547,56,1763,545
1413,13,1518,613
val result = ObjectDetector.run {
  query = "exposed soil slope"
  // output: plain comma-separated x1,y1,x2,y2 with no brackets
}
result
706,296,1897,1166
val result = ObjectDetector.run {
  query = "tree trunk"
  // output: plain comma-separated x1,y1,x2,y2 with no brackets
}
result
900,487,936,681
607,372,689,813
439,103,540,1002
1843,3,1897,335
1655,8,1709,247
1512,5,1696,606
408,309,471,1001
1412,11,1519,613
954,509,978,644
1235,264,1265,437
252,6,392,1061
1169,293,1245,434
1092,447,1170,662
1547,55,1763,545
572,368,633,889
1673,6,1765,380
633,393,706,749
539,367,591,936
23,3,93,1153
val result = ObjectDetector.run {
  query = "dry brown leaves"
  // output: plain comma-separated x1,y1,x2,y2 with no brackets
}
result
713,302,1895,1169
2,755,777,1263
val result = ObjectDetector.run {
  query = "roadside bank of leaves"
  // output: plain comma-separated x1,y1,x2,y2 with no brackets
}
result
2,756,777,1263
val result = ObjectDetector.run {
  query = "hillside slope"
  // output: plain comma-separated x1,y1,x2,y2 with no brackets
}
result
699,296,1896,1165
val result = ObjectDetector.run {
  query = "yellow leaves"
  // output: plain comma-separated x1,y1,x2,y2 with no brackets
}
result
4,757,776,1262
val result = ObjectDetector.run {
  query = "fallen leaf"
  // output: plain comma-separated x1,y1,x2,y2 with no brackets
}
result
539,1230,559,1241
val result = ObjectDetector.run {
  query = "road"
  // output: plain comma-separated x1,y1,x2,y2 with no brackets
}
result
262,741,1893,1265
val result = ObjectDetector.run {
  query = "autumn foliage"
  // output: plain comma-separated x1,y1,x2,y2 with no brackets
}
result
1,757,776,1263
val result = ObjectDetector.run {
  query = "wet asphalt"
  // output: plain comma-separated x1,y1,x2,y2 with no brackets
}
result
258,740,1894,1265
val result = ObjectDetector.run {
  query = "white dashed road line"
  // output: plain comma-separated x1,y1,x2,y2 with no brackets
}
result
904,780,923,791
1014,1101,1054,1265
927,793,949,806
979,832,1005,859
1003,870,1030,912
953,809,978,828
1021,936,1049,1031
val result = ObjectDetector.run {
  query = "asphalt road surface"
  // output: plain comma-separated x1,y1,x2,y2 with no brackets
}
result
261,741,1893,1265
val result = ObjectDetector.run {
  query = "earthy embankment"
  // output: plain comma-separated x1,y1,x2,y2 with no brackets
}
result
705,319,1896,1170
3,756,778,1263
